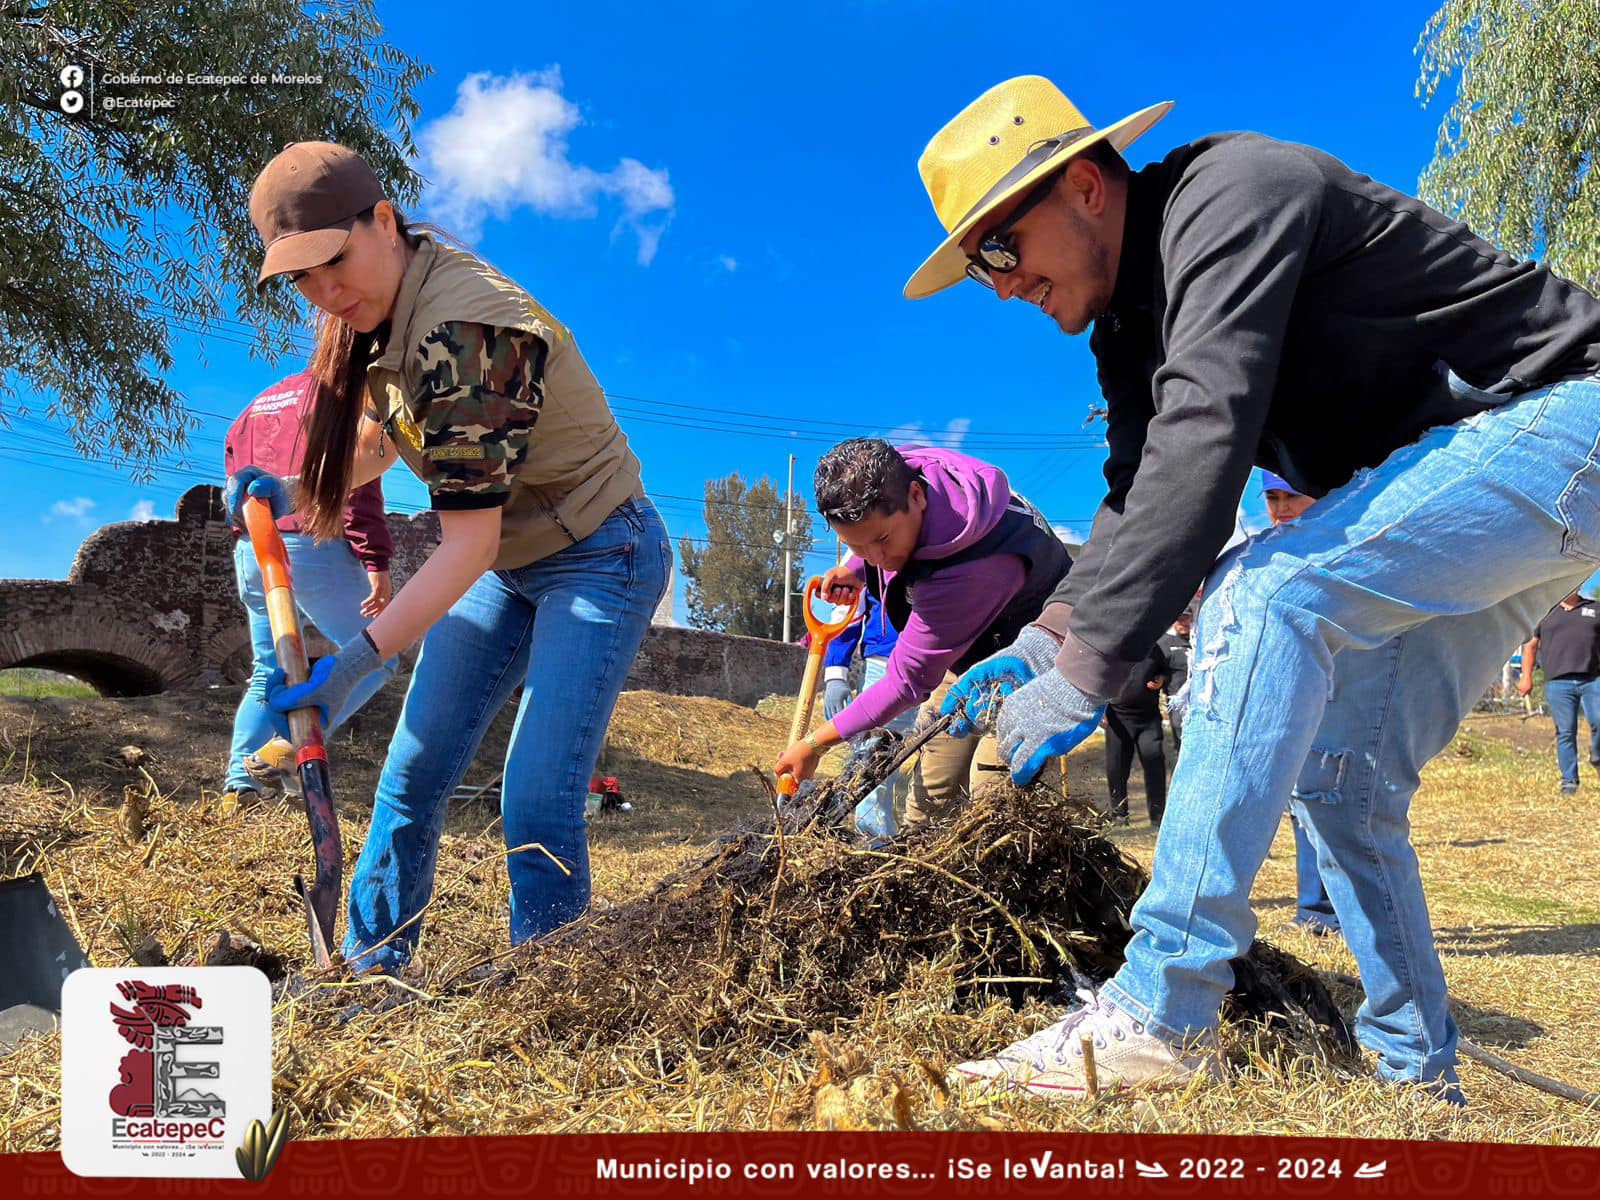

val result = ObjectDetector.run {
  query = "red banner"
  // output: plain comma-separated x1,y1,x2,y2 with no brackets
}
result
6,1133,1599,1197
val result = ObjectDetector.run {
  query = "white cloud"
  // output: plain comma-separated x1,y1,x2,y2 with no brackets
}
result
1052,524,1091,547
718,254,739,273
883,420,924,446
419,67,675,266
45,497,95,524
129,500,157,522
880,418,971,449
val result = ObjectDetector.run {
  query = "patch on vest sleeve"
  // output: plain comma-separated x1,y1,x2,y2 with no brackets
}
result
426,445,488,461
390,407,424,452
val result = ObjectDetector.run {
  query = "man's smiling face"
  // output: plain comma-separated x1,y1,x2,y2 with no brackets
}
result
958,156,1124,335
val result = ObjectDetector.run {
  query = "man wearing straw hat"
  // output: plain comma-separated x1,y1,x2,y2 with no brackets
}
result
918,76,1600,1101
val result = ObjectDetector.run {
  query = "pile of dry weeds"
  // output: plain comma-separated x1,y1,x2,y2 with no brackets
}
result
256,747,1354,1135
492,763,1351,1063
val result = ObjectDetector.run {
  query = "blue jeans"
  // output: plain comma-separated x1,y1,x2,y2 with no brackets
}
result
343,499,670,972
226,536,398,794
1289,815,1339,931
1103,374,1600,1090
849,655,919,840
1543,675,1600,786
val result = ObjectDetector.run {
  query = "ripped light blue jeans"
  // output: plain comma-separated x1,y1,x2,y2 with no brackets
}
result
1102,374,1600,1090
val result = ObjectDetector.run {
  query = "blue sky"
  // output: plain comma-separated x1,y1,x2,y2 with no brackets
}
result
1,0,1458,619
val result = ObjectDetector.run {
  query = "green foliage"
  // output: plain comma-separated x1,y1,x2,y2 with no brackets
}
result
678,473,815,640
0,667,97,697
1417,0,1600,289
0,1,430,474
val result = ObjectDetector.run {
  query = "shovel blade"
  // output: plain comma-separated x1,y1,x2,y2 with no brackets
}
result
296,758,342,963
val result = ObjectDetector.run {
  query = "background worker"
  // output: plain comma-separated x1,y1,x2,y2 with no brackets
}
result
234,142,668,974
1260,470,1339,935
822,588,914,840
1519,590,1600,794
221,370,398,812
914,75,1600,1101
773,438,1069,823
1157,607,1192,753
1103,641,1168,826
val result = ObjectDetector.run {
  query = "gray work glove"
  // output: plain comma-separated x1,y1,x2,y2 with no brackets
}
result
823,678,853,722
995,668,1106,786
941,625,1062,738
1168,677,1191,721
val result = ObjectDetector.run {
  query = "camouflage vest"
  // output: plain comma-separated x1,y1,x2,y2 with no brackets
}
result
366,237,643,570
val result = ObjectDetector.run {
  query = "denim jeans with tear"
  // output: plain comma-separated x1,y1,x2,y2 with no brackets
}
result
226,535,399,795
343,498,670,972
1101,374,1600,1091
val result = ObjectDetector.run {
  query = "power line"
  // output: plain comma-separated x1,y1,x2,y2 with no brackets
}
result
144,300,1106,448
145,303,1106,450
605,391,1105,446
0,425,1098,535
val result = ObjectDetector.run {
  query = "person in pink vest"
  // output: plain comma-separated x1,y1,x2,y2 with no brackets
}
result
221,370,398,810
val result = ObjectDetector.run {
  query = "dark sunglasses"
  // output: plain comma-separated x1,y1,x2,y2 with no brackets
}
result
965,171,1062,289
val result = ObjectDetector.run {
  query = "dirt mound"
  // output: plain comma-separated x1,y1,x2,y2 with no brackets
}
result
510,773,1352,1063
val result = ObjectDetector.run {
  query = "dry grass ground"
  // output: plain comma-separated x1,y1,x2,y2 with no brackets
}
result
0,688,1596,1148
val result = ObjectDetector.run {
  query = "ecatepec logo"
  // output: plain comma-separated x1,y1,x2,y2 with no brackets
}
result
63,967,272,1179
108,980,224,1133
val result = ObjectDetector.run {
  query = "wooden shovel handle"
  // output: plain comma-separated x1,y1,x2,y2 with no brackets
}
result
242,497,319,745
776,577,864,796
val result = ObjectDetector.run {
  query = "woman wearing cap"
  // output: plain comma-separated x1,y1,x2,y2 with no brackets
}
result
1259,471,1340,937
231,142,669,973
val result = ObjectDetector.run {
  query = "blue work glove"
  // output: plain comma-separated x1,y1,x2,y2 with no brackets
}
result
266,631,380,738
823,678,853,722
995,668,1106,786
225,466,294,527
940,625,1062,739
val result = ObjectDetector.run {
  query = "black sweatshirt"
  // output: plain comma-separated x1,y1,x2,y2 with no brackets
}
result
1038,132,1600,699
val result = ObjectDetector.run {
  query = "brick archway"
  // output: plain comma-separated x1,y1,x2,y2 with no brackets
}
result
5,649,166,697
0,586,190,697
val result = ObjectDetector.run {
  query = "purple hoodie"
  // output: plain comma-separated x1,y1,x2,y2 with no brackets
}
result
831,447,1026,740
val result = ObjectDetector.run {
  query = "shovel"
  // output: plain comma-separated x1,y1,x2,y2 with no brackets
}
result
777,576,861,797
242,497,342,967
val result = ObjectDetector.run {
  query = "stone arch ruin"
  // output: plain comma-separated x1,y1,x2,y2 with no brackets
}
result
0,486,802,705
0,487,441,695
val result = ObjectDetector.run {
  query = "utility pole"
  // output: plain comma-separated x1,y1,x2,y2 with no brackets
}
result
781,453,795,642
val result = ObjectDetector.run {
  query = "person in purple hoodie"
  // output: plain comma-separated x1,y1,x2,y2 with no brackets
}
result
774,439,1070,821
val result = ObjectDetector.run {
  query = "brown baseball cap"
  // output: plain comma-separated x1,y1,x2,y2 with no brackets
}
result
249,142,386,289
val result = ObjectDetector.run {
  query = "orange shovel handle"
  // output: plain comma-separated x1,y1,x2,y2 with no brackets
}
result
776,577,862,796
800,576,860,642
242,497,317,731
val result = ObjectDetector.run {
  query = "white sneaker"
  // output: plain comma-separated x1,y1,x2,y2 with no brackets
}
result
950,983,1222,1098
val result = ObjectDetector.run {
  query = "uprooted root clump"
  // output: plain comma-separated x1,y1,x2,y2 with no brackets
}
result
263,771,1355,1134
514,774,1351,1061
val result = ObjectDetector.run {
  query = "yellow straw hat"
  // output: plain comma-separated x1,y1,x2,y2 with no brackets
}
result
905,77,1173,299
